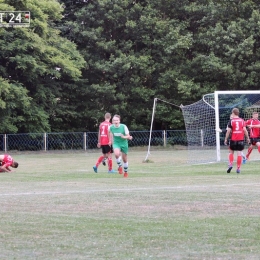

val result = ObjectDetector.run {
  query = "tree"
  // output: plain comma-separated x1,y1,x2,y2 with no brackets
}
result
181,0,260,95
59,0,193,130
0,0,85,133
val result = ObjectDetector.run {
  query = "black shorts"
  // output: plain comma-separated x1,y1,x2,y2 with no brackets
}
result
101,145,113,154
229,140,244,151
250,138,260,145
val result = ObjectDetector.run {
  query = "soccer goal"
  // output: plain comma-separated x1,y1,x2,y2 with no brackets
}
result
181,90,260,164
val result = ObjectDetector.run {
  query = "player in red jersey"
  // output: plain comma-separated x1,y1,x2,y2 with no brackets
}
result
93,113,115,173
224,108,249,174
0,154,19,172
226,114,247,164
244,112,260,161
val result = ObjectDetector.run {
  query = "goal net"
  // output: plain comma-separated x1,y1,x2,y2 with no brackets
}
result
181,91,260,164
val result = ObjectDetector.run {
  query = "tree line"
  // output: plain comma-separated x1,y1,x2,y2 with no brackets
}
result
1,0,260,133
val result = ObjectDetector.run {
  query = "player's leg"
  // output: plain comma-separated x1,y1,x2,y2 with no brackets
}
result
114,147,123,174
246,145,253,159
241,151,246,164
256,141,260,153
246,139,255,160
93,155,105,173
121,145,129,178
96,155,105,166
93,146,106,173
236,151,242,173
236,141,245,174
107,153,113,172
107,145,116,173
102,158,107,166
227,141,235,173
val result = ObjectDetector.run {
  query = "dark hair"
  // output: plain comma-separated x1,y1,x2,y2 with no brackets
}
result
13,161,19,168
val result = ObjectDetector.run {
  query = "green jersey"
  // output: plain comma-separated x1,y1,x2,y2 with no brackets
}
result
109,124,129,147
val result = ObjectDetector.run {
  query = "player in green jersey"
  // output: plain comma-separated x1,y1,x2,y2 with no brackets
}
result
109,114,132,178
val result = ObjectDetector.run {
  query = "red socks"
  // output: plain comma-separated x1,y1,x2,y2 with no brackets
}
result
229,153,234,165
96,156,104,167
237,155,242,169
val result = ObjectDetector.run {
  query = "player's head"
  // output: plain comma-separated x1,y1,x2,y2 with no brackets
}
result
230,114,234,119
104,113,111,120
12,161,18,168
112,114,120,126
232,108,239,116
252,111,258,119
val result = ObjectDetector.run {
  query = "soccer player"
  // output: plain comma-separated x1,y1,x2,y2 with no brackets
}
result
244,112,260,161
0,154,19,172
109,114,132,178
224,108,250,174
93,113,115,173
226,114,247,164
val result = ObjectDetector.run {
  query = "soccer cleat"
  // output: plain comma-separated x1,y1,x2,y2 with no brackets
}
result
227,166,233,173
236,169,241,174
108,170,116,173
118,166,123,174
102,159,106,166
93,166,98,173
242,156,247,164
124,172,128,178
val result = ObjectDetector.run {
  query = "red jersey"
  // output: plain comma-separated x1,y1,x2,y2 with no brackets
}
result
2,154,14,167
99,120,111,145
228,117,245,141
245,118,260,138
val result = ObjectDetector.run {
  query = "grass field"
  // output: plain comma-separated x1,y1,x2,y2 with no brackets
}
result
0,150,260,259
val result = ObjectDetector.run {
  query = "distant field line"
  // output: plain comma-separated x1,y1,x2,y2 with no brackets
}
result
0,182,260,197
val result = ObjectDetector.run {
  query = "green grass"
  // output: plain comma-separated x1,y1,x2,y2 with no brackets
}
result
0,151,260,259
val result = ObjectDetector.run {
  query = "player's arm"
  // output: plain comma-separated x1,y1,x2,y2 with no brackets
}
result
248,124,260,128
120,134,133,140
120,134,130,139
120,125,133,140
243,126,250,144
0,164,12,172
108,126,113,146
97,125,101,148
224,128,231,145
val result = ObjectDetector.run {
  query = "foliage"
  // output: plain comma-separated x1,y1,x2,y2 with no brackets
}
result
2,0,260,132
0,0,85,133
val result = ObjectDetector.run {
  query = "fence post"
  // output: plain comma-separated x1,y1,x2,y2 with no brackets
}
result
163,130,166,147
44,133,47,151
4,134,7,152
83,132,86,151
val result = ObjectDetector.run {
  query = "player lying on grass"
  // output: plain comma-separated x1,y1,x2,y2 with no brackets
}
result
0,154,19,172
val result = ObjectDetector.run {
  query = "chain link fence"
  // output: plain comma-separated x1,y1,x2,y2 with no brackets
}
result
0,130,188,152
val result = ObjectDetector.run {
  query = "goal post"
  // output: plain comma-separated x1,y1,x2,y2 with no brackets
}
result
144,97,181,162
214,90,260,162
144,97,158,162
181,90,260,164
